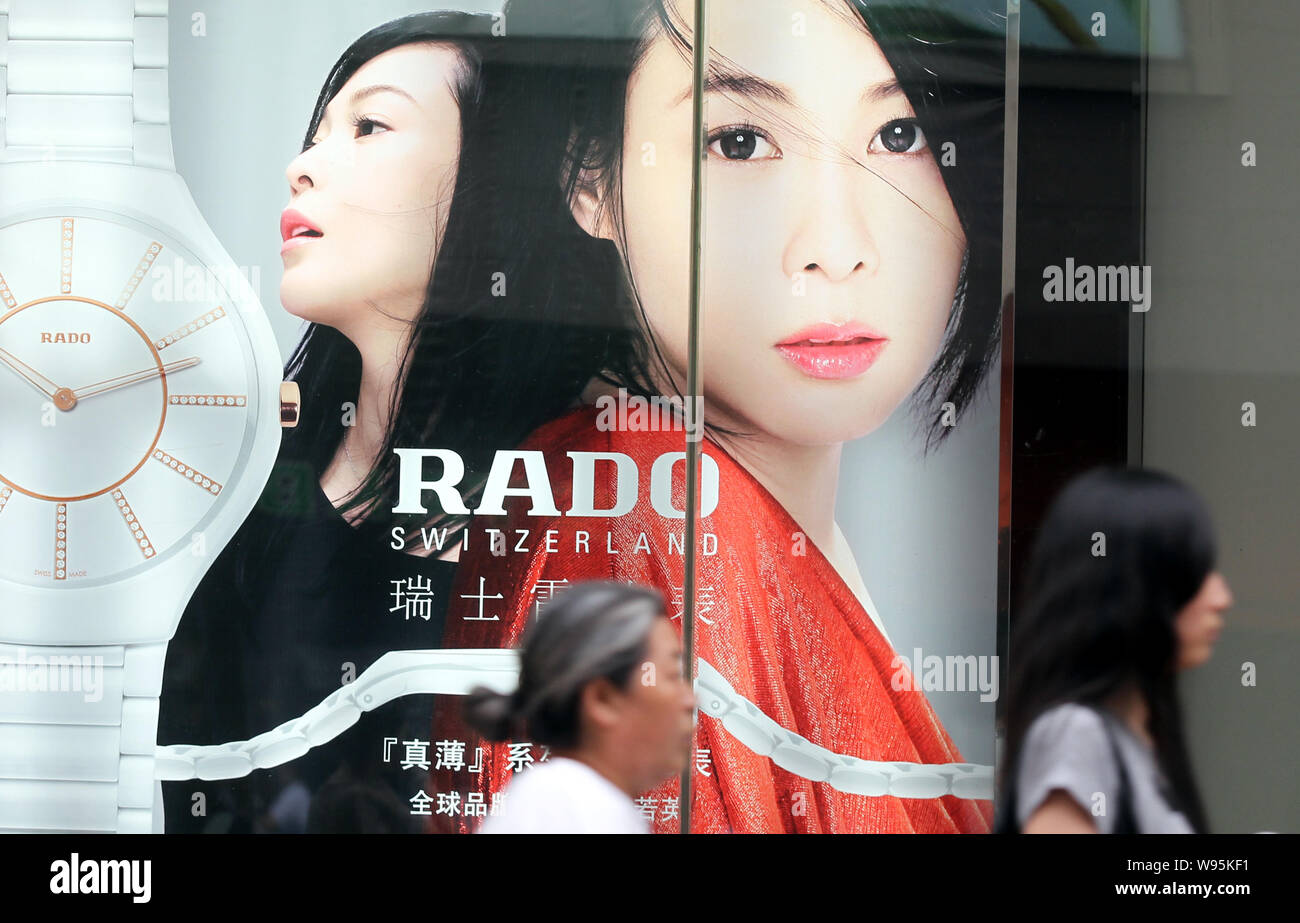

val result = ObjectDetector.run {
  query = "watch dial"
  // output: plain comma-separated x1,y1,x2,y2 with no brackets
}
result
0,212,261,587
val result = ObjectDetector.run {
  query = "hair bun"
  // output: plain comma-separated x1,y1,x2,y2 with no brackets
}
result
462,685,517,741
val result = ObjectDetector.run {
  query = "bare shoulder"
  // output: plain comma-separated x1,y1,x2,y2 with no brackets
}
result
1022,789,1099,834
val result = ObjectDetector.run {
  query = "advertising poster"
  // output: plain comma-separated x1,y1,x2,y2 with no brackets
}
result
0,0,1007,835
427,0,1008,834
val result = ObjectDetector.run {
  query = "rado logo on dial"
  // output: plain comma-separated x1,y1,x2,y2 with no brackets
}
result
40,332,92,344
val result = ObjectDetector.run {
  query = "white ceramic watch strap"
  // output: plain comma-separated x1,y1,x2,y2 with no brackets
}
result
156,650,521,782
0,0,173,168
157,650,993,801
0,641,167,833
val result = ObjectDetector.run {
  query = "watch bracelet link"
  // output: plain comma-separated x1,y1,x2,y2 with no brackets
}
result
156,649,523,783
0,0,173,169
0,640,167,833
157,650,993,802
695,659,994,800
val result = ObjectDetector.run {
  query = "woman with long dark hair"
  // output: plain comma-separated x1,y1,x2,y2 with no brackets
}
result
158,11,617,833
996,467,1231,833
433,0,1006,833
462,582,695,834
279,18,623,536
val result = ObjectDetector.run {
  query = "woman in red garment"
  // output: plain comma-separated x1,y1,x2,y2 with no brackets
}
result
431,0,1004,833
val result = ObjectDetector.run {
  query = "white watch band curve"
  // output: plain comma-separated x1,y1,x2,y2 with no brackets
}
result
0,0,173,169
158,650,994,802
0,641,167,833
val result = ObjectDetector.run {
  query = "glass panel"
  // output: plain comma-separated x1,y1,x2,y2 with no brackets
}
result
1141,0,1299,833
685,0,1007,831
158,4,522,834
420,3,701,833
1,0,1008,836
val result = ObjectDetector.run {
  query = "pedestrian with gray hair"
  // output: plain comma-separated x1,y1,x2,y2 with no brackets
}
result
462,581,696,833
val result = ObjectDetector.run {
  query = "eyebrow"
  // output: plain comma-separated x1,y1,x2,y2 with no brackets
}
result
672,64,903,108
314,84,422,137
347,84,419,107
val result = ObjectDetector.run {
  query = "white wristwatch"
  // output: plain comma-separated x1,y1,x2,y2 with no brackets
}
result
0,0,297,833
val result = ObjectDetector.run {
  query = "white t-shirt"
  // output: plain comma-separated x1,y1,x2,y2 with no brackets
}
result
476,757,651,834
1015,703,1195,833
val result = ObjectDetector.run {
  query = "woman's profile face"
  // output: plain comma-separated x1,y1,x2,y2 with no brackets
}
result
618,617,696,787
1174,570,1231,669
581,0,966,446
280,43,464,343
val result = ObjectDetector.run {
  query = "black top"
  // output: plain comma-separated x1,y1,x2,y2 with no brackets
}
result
158,461,454,833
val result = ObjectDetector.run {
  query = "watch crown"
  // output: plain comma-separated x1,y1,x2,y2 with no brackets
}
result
280,381,301,428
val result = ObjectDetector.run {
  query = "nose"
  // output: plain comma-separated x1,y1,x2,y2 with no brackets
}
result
285,148,317,195
1214,572,1234,610
781,160,879,283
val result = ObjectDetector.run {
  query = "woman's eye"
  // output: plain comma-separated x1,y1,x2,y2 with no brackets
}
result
870,118,928,155
353,117,389,138
707,126,781,162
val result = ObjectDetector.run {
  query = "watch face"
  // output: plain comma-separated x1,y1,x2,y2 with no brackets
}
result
0,211,263,588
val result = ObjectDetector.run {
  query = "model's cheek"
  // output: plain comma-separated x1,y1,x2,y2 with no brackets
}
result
702,265,758,340
626,213,694,365
701,211,791,375
886,203,963,279
375,233,435,303
895,158,961,231
715,358,771,422
628,232,685,325
320,241,391,313
401,166,456,228
705,218,788,311
883,242,964,352
645,303,691,385
396,215,439,271
701,273,769,347
707,171,782,237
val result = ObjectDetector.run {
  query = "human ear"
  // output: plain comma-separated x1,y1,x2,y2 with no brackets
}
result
566,162,613,242
580,676,624,729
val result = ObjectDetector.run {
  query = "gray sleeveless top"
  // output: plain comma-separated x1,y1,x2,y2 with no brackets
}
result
1015,703,1195,833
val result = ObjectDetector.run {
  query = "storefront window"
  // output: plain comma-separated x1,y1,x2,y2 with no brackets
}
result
0,0,1291,844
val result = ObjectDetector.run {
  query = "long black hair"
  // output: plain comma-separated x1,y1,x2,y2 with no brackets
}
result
463,582,666,748
237,12,628,598
999,467,1218,832
284,11,625,525
495,0,1007,452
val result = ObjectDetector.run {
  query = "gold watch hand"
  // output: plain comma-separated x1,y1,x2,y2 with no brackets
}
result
72,356,201,402
0,345,60,399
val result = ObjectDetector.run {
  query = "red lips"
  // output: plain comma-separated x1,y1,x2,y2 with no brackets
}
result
774,322,889,380
776,321,886,346
280,208,322,243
